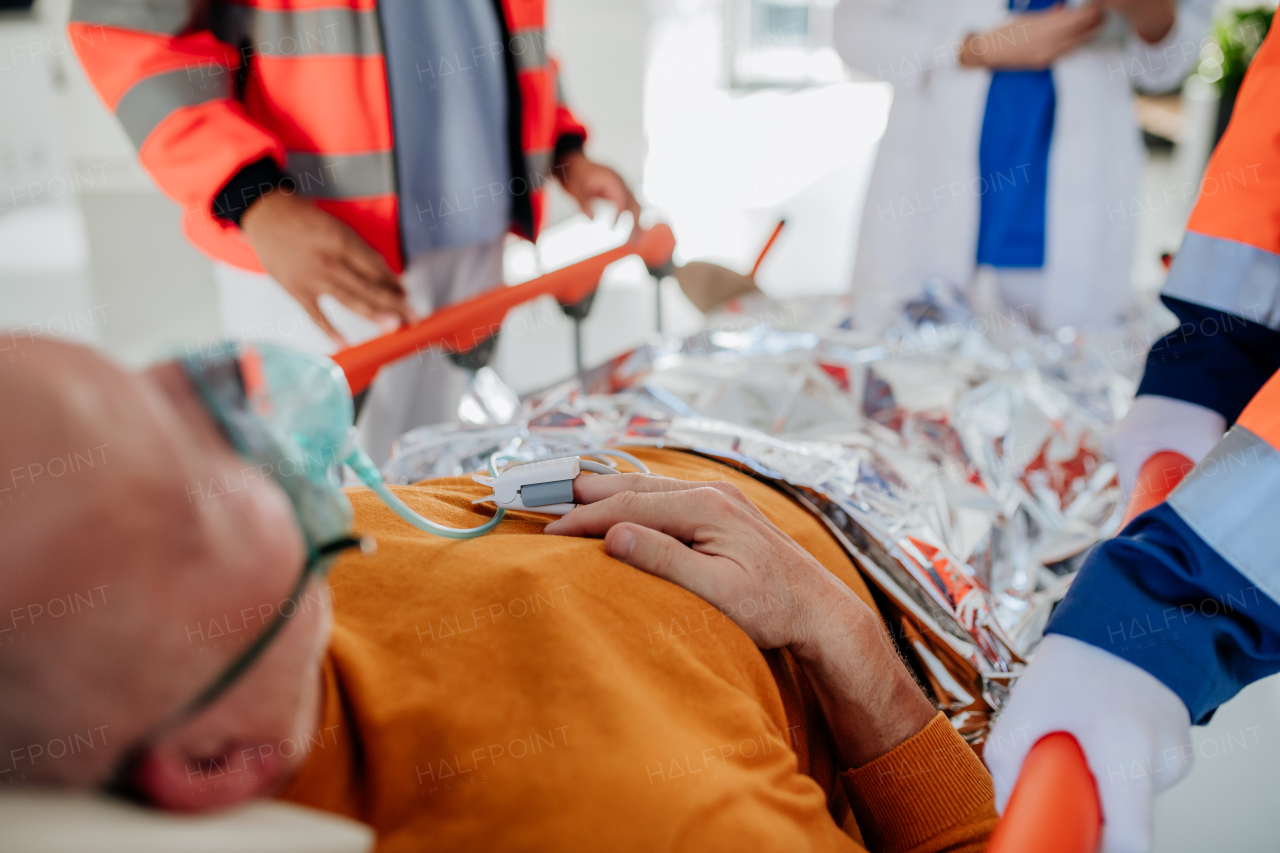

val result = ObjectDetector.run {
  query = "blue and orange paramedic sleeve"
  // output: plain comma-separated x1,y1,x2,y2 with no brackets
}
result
1138,23,1280,424
1048,371,1280,723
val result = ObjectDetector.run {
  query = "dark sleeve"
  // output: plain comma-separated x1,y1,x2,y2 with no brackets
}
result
212,157,292,227
1137,296,1280,426
1046,503,1280,724
553,133,586,168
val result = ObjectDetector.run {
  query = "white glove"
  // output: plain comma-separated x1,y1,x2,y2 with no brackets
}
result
985,634,1193,853
1105,395,1225,497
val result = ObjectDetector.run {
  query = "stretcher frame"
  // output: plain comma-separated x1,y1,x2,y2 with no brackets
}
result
332,225,676,396
329,226,1195,853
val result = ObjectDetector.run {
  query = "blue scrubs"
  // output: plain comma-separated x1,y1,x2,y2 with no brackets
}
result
975,0,1057,269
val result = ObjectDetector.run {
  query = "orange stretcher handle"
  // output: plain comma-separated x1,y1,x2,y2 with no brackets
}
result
331,225,675,394
1120,450,1195,528
986,733,1101,853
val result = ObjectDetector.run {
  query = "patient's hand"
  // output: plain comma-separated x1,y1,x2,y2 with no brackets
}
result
545,473,937,766
546,474,845,649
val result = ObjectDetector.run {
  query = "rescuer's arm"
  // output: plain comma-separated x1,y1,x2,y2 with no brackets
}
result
957,3,1105,71
1108,18,1280,493
988,373,1280,853
1115,0,1215,93
544,59,640,228
68,2,282,227
68,3,411,340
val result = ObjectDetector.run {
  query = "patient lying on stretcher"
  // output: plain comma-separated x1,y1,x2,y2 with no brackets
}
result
0,340,996,852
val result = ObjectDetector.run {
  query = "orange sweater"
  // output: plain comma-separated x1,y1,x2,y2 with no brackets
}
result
280,449,996,852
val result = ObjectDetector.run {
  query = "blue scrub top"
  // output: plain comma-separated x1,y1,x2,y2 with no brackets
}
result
975,0,1057,269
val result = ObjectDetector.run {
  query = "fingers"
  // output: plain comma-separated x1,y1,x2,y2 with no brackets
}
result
595,171,640,228
343,252,410,317
326,263,409,328
572,472,676,504
619,184,642,227
544,486,730,541
338,256,410,323
342,233,403,294
572,188,596,219
566,161,641,226
568,472,757,513
331,226,411,322
298,295,346,345
605,521,732,601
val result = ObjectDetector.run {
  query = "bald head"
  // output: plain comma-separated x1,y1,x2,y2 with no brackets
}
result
0,339,313,792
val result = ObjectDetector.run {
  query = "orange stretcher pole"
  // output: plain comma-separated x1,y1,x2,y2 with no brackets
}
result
987,450,1196,852
332,225,675,395
1120,450,1195,528
986,733,1101,853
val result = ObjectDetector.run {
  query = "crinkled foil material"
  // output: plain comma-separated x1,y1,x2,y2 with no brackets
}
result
383,289,1145,746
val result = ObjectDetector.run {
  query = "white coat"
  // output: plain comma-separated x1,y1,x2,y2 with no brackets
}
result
834,0,1213,330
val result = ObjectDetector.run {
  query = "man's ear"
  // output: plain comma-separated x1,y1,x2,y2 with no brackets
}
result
133,744,279,811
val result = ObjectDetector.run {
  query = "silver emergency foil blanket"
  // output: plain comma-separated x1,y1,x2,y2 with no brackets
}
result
382,288,1160,746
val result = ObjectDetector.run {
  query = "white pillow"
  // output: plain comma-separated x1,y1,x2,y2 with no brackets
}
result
0,792,373,853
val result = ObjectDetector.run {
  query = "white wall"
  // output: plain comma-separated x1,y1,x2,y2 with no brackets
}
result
0,0,220,365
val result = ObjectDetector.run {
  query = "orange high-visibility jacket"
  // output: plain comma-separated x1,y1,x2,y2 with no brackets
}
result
1049,26,1280,723
67,0,587,273
1160,25,1280,329
1131,25,1280,428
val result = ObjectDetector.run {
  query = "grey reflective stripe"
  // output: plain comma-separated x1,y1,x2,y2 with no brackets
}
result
115,67,233,148
284,151,395,199
210,2,382,56
1163,230,1280,330
508,27,547,71
70,0,194,36
1168,425,1280,604
524,149,553,180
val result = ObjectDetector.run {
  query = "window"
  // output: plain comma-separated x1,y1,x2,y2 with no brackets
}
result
725,0,846,88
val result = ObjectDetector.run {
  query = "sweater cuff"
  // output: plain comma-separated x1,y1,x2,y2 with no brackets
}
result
213,157,291,227
841,713,995,853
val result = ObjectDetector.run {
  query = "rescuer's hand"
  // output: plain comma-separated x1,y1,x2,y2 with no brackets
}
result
959,2,1105,70
241,190,412,342
985,633,1193,853
545,472,937,767
555,151,642,230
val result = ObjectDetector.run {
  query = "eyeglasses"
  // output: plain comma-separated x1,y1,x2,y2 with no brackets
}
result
103,343,365,800
102,535,363,800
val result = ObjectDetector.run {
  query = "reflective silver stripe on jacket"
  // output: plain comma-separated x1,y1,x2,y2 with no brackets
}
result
525,149,553,180
1168,425,1280,604
70,0,195,36
211,2,383,56
1163,231,1280,330
116,67,233,148
285,151,395,199
508,27,547,71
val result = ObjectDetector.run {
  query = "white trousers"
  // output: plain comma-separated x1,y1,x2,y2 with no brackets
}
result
214,239,504,465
